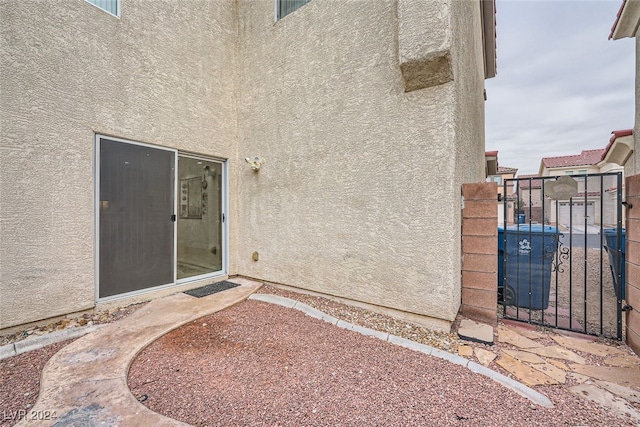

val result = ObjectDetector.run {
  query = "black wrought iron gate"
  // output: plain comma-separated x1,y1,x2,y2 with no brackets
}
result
499,172,624,339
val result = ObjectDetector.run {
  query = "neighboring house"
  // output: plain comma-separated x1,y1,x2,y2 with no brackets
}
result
515,174,544,223
538,148,624,227
485,150,498,177
488,165,518,196
486,164,518,225
0,1,497,332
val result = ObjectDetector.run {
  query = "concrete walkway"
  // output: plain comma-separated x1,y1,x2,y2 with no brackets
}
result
17,278,262,426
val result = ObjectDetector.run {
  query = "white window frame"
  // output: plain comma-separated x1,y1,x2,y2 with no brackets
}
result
275,0,311,21
84,0,120,18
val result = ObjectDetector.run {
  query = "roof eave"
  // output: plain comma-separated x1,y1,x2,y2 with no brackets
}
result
485,151,498,176
481,0,497,79
610,0,640,40
600,134,634,166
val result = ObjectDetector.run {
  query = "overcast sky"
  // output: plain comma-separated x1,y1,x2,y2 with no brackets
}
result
485,0,636,176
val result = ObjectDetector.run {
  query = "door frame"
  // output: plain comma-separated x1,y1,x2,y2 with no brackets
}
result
94,135,228,303
176,152,229,285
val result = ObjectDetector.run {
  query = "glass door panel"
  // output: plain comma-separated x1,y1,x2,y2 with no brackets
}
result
177,156,223,279
98,138,175,298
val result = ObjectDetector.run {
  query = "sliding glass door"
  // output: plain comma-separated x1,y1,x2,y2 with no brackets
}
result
177,155,224,280
97,137,226,300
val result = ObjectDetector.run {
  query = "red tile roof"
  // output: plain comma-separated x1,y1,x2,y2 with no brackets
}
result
541,149,606,169
602,129,633,160
517,175,542,190
497,166,518,173
574,192,602,198
610,129,633,142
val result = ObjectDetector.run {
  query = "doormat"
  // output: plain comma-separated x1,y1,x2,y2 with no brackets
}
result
184,280,240,298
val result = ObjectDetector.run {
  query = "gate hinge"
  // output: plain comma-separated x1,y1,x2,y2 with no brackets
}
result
622,200,633,209
622,305,633,312
497,194,503,202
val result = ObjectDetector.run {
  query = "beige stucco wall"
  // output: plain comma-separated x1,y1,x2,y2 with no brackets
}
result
0,0,238,329
1,0,488,331
235,0,486,327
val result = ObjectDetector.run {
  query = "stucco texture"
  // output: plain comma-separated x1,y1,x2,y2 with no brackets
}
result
235,0,486,325
0,0,238,329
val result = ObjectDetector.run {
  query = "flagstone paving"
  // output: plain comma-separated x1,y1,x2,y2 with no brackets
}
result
459,322,640,423
474,347,496,366
568,384,640,420
496,353,561,386
502,349,546,364
568,365,640,389
546,359,570,371
524,345,587,364
530,362,567,384
551,335,628,357
458,319,494,344
457,345,474,357
605,354,640,367
595,380,640,404
497,326,541,348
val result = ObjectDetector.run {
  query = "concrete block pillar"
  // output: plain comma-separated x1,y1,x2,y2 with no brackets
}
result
461,182,498,324
625,174,640,355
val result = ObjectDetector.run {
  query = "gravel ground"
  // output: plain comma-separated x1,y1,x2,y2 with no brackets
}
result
0,340,74,427
1,285,634,426
0,302,148,347
257,286,463,353
128,291,632,427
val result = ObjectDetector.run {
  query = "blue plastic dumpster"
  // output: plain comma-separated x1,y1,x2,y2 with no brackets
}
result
498,226,505,300
603,228,626,300
502,224,559,309
517,214,526,224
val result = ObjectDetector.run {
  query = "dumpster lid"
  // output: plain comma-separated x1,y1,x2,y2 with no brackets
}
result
506,224,558,234
603,227,626,237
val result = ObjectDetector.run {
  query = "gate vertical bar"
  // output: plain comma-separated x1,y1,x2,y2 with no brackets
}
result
516,180,521,321
503,179,508,317
599,175,604,336
555,192,560,329
617,172,623,340
583,176,588,333
569,196,574,330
